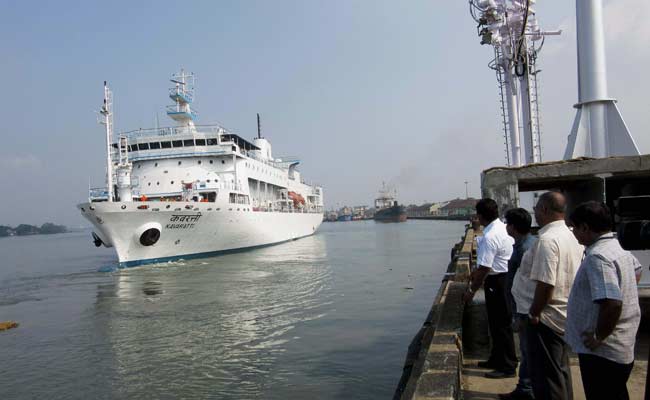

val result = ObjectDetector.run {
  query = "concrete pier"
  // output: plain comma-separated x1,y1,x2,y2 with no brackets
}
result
395,227,649,400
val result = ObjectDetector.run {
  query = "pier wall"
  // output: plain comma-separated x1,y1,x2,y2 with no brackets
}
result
394,227,474,400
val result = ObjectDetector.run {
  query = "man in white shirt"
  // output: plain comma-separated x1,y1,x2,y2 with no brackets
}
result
464,198,517,378
527,191,583,400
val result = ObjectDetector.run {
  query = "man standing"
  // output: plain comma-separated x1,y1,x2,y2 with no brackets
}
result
566,201,642,400
464,198,517,378
500,208,536,400
527,191,583,400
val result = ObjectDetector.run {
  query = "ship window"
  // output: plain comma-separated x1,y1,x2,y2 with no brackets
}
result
232,146,236,152
171,181,174,184
112,143,118,149
149,142,161,149
209,160,213,164
128,145,135,152
148,182,151,186
207,138,218,145
161,141,172,149
172,140,183,148
222,160,225,164
138,143,149,150
154,162,158,167
198,160,202,165
195,139,206,146
156,182,160,185
137,164,141,169
183,139,194,147
178,161,182,165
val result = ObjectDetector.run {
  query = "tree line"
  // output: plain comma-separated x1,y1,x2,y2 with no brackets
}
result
0,223,67,237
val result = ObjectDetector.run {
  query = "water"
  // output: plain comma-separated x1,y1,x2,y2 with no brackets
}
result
0,220,465,399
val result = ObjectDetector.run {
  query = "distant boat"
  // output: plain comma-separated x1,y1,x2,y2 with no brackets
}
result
337,213,352,222
373,183,407,223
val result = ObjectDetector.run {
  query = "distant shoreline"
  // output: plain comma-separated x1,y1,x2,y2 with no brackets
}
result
0,223,68,237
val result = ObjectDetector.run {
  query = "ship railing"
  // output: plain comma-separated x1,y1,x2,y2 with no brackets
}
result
89,187,109,201
165,105,198,119
168,87,193,103
118,124,231,141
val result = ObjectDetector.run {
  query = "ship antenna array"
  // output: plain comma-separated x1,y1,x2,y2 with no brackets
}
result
99,81,114,202
469,0,560,167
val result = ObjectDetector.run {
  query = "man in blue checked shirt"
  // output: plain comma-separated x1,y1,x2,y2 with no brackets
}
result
566,201,642,400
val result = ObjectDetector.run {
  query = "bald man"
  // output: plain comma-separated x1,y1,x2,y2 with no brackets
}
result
524,191,584,400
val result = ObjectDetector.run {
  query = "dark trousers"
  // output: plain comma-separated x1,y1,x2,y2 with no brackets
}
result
526,321,573,400
484,273,517,372
578,353,633,400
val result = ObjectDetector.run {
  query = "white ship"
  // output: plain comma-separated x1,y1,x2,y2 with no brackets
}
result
79,70,324,267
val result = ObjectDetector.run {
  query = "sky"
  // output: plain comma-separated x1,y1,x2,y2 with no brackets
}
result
0,0,648,227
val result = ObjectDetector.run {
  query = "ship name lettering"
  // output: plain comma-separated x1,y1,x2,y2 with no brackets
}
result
169,213,202,223
165,223,196,230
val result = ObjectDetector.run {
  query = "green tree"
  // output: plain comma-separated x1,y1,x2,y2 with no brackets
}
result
40,223,67,234
15,224,40,236
0,225,12,237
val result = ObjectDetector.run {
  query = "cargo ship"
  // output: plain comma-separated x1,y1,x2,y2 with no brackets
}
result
373,184,407,223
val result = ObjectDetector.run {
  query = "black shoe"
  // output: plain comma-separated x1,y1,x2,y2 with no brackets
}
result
477,360,498,369
498,390,535,400
485,369,516,379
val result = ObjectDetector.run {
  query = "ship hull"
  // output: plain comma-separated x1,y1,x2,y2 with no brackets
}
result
79,201,323,267
374,206,407,223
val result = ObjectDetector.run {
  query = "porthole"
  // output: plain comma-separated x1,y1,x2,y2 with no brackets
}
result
171,180,174,184
222,160,225,164
156,182,160,185
178,161,182,165
154,162,158,167
166,205,170,209
138,165,141,169
207,179,211,183
121,205,126,209
198,160,202,165
210,160,213,164
148,182,151,186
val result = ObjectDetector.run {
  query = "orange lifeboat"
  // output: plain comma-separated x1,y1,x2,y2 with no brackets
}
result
288,191,306,207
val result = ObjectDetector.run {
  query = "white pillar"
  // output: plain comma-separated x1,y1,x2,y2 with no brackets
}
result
564,0,639,159
503,67,522,166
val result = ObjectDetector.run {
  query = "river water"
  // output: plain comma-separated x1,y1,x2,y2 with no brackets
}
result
0,220,465,399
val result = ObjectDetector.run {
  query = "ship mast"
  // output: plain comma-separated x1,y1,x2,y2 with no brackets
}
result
99,81,114,202
166,68,197,129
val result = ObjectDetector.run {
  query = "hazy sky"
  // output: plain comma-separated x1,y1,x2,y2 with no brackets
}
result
0,0,648,226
